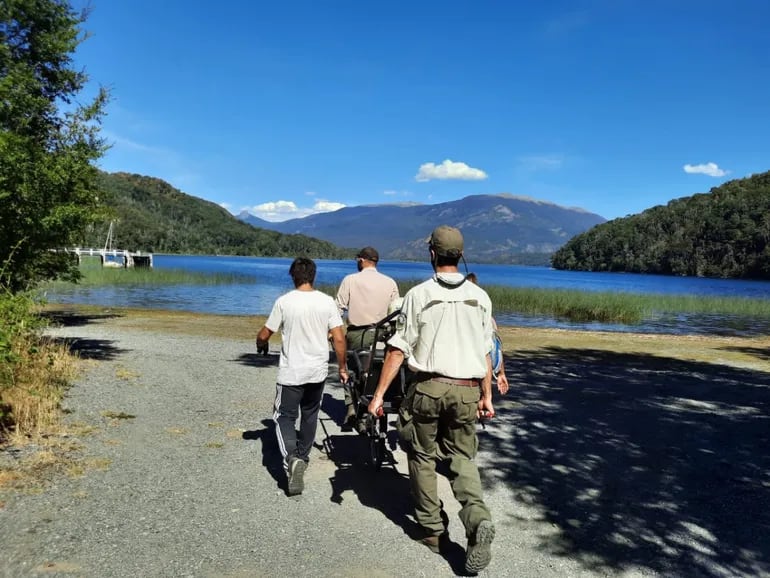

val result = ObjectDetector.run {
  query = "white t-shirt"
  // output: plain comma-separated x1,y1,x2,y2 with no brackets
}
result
265,289,343,386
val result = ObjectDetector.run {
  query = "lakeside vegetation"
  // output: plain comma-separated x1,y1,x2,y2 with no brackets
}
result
44,257,257,288
318,281,770,325
1,292,76,444
484,285,770,324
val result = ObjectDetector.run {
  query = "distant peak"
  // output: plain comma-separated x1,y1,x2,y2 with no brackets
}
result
474,193,595,214
490,193,553,204
358,201,423,208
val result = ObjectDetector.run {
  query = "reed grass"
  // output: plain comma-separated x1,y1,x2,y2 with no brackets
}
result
486,285,770,324
320,280,770,325
47,257,255,287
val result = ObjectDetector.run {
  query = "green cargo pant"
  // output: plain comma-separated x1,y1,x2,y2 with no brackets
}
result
399,378,492,538
344,327,376,410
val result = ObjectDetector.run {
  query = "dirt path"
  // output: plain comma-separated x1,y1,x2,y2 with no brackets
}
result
1,308,769,577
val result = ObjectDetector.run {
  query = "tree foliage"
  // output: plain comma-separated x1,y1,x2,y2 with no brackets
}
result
0,0,108,292
551,171,770,279
79,172,355,259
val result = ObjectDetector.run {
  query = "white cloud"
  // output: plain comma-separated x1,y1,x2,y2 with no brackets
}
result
219,202,232,211
312,200,346,213
383,189,412,197
246,199,346,222
683,162,728,177
415,159,488,182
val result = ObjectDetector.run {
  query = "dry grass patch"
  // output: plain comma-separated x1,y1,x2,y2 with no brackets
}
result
34,561,82,574
0,468,22,488
497,327,770,372
100,410,136,420
1,442,88,494
166,426,189,435
85,457,112,471
114,365,140,381
59,306,263,340
67,422,98,437
66,456,111,478
226,429,243,439
1,336,79,445
205,441,224,449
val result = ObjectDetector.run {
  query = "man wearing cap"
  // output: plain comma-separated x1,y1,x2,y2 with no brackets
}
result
367,225,496,574
336,246,399,427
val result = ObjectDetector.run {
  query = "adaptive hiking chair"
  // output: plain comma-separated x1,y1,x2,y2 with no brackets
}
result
344,308,409,469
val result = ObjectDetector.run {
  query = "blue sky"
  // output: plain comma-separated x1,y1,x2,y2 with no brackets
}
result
72,0,770,222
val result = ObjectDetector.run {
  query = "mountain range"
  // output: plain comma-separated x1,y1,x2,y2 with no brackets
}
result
238,195,606,264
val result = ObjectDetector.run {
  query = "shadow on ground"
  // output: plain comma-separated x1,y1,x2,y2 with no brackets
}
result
232,352,278,368
42,309,124,327
42,309,130,361
243,418,286,491
56,337,130,361
319,401,470,575
484,347,770,577
720,344,770,362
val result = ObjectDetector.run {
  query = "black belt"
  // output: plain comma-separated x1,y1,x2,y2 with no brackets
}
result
346,324,376,331
415,373,480,387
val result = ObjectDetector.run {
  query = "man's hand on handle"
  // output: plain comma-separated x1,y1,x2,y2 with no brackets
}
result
477,396,495,421
368,394,384,417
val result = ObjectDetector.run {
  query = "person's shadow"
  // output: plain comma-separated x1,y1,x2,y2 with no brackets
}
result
242,419,286,493
319,399,469,575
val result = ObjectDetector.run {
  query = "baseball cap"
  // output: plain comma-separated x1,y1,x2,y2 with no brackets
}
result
356,246,379,262
427,225,464,257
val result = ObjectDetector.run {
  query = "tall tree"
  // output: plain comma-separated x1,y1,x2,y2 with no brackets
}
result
0,0,108,292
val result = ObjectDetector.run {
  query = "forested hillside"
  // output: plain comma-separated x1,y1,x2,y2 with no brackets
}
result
79,172,353,258
551,171,770,279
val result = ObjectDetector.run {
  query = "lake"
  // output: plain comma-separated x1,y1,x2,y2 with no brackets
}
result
44,255,770,336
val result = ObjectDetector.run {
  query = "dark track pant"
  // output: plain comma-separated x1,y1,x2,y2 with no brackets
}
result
273,381,325,470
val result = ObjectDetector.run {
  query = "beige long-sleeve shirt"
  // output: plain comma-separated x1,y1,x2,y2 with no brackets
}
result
387,272,493,379
336,267,399,326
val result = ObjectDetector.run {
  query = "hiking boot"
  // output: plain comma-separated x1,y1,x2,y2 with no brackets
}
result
418,532,448,554
287,457,307,496
465,520,495,574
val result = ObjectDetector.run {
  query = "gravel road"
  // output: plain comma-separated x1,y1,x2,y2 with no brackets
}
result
1,312,768,577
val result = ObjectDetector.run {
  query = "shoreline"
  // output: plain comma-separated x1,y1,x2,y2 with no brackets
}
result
43,303,770,373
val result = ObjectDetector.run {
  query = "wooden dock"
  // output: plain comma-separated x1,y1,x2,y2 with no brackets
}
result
66,247,153,268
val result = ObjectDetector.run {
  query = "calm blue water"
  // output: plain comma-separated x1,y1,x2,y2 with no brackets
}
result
45,255,770,336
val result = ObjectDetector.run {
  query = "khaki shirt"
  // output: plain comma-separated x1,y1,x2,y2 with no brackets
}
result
387,272,493,379
336,267,399,326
